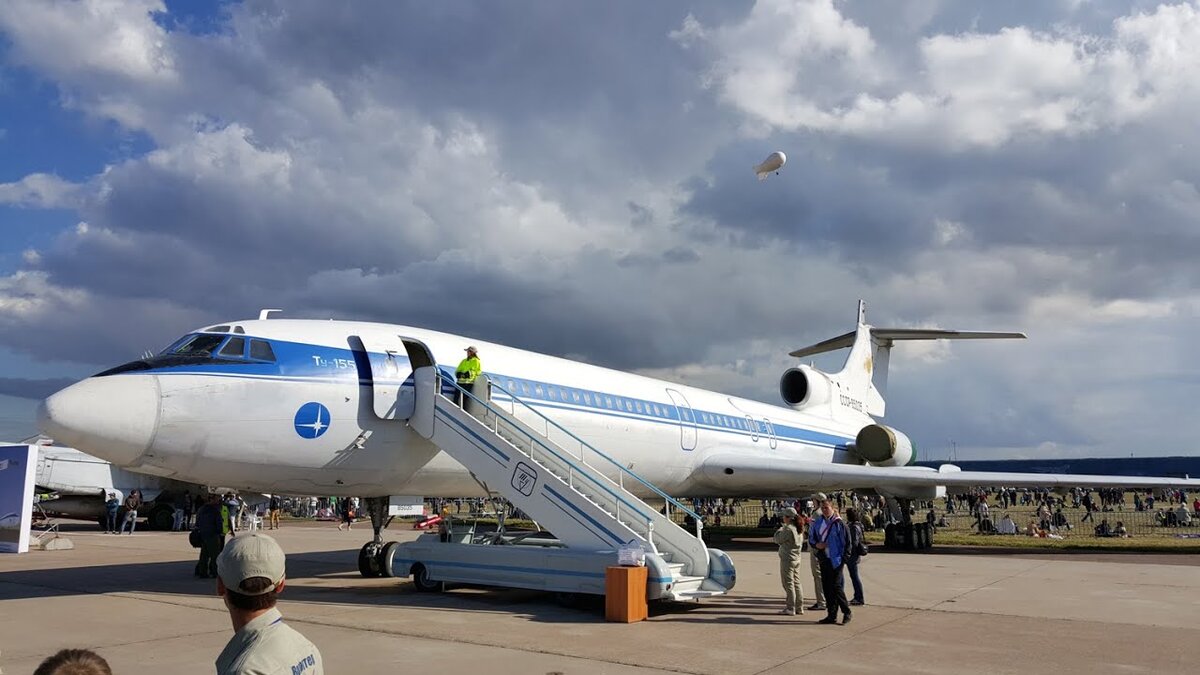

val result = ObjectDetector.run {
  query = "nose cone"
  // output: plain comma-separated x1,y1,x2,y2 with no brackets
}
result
38,376,160,466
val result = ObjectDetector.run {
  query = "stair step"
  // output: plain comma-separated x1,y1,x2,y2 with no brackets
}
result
673,589,724,599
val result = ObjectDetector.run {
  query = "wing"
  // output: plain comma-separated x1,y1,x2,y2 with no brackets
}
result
697,451,1200,495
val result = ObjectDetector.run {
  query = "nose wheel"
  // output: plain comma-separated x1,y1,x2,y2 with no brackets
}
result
358,541,384,577
357,496,399,578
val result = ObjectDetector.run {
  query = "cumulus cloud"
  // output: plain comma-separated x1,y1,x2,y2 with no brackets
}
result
0,174,83,209
683,0,1200,148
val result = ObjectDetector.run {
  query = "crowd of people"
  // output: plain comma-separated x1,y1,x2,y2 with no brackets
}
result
691,487,1196,539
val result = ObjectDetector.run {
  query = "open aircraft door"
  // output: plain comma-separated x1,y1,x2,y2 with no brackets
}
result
351,335,415,420
666,388,698,451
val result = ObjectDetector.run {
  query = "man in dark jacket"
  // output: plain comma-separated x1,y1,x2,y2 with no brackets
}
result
195,493,225,578
120,490,141,534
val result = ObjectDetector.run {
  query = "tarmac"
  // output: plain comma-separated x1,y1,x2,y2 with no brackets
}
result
2,522,1198,674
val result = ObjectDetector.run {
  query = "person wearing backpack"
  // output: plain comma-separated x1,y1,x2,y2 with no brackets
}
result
845,507,867,606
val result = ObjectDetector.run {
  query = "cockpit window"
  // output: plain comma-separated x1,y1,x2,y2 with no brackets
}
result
249,339,276,362
204,325,231,333
97,332,277,377
219,337,246,358
171,334,226,356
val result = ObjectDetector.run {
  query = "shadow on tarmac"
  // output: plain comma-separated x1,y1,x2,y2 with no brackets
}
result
0,546,624,623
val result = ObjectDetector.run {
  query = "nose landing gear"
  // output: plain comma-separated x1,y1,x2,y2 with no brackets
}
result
357,496,402,577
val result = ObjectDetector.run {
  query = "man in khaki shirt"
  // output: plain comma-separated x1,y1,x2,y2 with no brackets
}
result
215,533,323,674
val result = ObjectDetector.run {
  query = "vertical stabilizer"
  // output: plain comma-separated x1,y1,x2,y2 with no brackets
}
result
786,301,1026,419
833,302,887,417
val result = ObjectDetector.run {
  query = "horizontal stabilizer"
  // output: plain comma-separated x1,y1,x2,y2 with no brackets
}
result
788,328,1026,358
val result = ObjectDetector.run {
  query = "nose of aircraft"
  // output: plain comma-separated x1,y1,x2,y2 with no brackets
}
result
38,375,160,466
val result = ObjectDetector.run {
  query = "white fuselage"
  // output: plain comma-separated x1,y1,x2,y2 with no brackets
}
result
39,319,875,497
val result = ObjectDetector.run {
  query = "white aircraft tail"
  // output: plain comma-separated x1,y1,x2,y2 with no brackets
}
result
787,301,1025,417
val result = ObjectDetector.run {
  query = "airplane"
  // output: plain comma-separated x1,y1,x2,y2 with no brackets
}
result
29,440,205,530
36,302,1200,575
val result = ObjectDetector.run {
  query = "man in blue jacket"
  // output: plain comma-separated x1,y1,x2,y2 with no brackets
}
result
809,496,852,625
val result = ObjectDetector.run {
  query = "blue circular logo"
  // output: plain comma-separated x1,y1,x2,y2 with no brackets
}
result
294,402,331,439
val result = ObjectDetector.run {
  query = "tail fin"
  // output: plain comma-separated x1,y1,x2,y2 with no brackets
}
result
787,301,1025,417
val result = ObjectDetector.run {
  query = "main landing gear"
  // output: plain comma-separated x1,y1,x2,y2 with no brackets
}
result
357,496,402,578
883,497,934,551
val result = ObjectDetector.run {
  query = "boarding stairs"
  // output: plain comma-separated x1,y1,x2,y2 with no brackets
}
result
395,338,731,601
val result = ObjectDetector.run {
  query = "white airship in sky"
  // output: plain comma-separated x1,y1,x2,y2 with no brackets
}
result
754,151,786,180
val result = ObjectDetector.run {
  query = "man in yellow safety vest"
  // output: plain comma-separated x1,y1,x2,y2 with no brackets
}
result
455,345,482,408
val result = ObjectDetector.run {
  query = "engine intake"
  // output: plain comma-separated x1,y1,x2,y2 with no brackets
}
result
779,366,832,410
853,424,916,466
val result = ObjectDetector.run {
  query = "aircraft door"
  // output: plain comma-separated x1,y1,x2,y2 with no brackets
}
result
351,335,415,420
763,418,777,449
666,388,698,451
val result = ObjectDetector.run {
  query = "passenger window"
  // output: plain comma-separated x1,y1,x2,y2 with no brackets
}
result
572,391,581,403
249,339,276,361
219,337,246,358
635,401,643,413
583,393,592,405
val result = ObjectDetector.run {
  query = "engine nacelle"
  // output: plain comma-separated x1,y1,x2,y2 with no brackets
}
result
852,424,916,467
779,366,832,410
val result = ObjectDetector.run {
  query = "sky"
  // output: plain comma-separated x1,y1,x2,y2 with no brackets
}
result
1,0,1199,460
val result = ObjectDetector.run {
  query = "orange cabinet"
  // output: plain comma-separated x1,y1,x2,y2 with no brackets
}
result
605,565,648,623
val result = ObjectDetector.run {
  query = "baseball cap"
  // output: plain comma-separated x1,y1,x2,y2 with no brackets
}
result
810,492,829,502
217,533,286,595
778,507,798,518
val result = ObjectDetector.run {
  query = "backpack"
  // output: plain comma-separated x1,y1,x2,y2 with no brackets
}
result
852,522,868,557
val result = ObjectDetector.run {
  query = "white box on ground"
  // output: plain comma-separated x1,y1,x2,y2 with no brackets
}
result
389,495,425,517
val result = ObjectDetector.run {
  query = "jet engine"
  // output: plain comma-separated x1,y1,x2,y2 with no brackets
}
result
852,424,916,466
779,366,832,410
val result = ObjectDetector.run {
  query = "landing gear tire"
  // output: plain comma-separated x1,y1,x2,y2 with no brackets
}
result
377,541,400,578
358,542,383,578
411,563,441,592
149,505,175,531
916,523,933,550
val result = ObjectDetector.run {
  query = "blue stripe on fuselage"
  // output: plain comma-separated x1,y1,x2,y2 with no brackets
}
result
122,335,855,450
